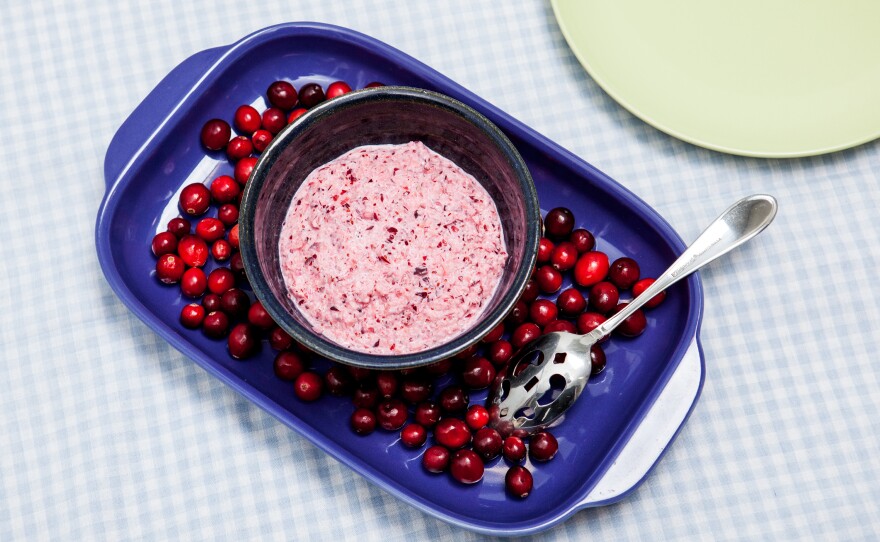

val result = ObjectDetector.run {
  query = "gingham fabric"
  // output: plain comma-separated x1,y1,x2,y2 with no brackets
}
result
2,1,878,540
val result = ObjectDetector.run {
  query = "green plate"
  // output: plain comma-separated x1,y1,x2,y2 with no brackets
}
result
551,0,880,157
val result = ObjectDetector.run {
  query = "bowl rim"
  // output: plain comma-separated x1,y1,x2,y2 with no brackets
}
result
239,86,541,369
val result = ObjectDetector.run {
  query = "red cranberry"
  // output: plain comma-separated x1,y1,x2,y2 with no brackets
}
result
450,449,484,484
352,384,380,409
438,386,469,414
544,207,575,238
400,376,433,404
465,405,489,430
247,300,275,329
537,238,555,264
274,350,305,381
482,322,505,343
167,217,191,238
211,239,231,262
543,319,577,334
632,278,666,308
207,267,235,295
151,231,178,257
414,401,442,428
261,107,287,135
511,323,541,349
179,183,211,216
609,257,640,290
298,83,325,108
421,359,449,377
570,228,595,253
590,344,606,375
326,81,352,99
502,436,527,463
506,300,529,328
550,241,578,272
229,252,246,281
180,268,207,298
520,279,540,303
155,253,185,284
216,203,239,226
376,399,408,431
268,326,294,351
610,302,648,337
180,303,205,329
210,175,240,204
220,288,250,319
472,427,503,461
453,343,479,360
534,265,563,294
576,312,608,337
233,104,261,134
233,156,258,184
200,119,231,151
177,235,209,267
228,323,259,359
556,287,586,316
528,299,558,327
505,466,533,498
461,357,496,390
202,310,229,339
294,371,323,401
434,418,472,450
267,80,298,110
251,129,273,153
324,365,354,396
400,423,427,448
287,108,308,123
195,217,225,243
202,293,221,312
376,371,398,397
350,408,376,435
422,445,450,473
225,135,253,161
530,431,559,461
487,340,513,366
573,251,609,287
589,281,620,314
364,81,385,88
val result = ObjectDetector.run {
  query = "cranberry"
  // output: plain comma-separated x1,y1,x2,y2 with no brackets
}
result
229,252,246,281
550,241,578,272
487,340,513,366
220,288,250,319
155,253,185,284
268,326,294,350
247,300,274,329
544,207,575,238
543,319,577,334
228,323,259,359
453,343,479,360
251,129,273,153
573,251,609,287
590,344,606,375
610,302,648,337
202,293,221,313
324,365,354,396
536,238,555,264
465,405,490,430
400,376,433,404
400,423,427,448
167,217,191,238
528,299,558,327
287,108,308,124
425,358,452,377
352,384,380,409
482,322,505,343
503,436,527,463
350,408,376,435
273,350,305,380
216,203,239,226
472,427,503,461
233,156,258,184
233,104,261,134
294,371,323,401
267,80,298,110
576,312,608,339
520,279,540,303
195,217,225,243
376,399,408,431
534,265,563,294
211,239,231,261
556,287,586,316
570,228,595,253
261,107,287,135
632,278,666,308
511,323,541,349
530,431,559,461
180,268,208,298
210,175,240,204
225,135,253,161
414,401,442,428
200,119,231,151
438,386,469,414
364,81,385,88
326,81,352,99
589,281,620,314
177,235,209,267
179,183,211,216
151,231,178,257
180,303,205,329
298,83,325,108
505,466,533,498
462,357,495,390
207,267,235,295
202,311,230,339
506,300,528,327
450,449,484,484
609,257,640,290
228,224,240,249
434,418,472,450
422,445,450,473
376,371,398,397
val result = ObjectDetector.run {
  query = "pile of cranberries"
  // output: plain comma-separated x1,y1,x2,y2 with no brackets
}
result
149,78,666,501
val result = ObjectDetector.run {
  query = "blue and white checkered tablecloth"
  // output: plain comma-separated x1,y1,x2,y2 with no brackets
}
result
2,1,878,540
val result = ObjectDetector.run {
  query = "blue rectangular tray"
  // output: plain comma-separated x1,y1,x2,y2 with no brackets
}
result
95,22,704,536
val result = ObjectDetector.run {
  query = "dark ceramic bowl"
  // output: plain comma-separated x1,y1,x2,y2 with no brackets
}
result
239,87,540,369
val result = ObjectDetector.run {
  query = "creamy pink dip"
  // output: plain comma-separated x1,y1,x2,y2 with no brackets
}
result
278,141,507,354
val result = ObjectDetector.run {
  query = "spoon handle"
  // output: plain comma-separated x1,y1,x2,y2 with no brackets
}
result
589,194,778,340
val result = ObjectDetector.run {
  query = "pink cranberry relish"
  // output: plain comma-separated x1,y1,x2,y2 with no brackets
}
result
279,142,507,354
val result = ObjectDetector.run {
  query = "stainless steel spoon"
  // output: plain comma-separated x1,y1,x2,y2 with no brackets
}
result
488,194,778,436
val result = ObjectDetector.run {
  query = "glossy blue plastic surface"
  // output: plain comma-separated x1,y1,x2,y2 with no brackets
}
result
95,23,704,536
